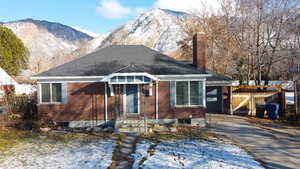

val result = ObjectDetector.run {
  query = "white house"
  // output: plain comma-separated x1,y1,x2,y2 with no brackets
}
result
0,67,35,98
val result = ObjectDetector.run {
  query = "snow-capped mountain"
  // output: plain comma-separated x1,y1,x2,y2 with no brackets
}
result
1,19,93,75
71,26,100,38
70,9,198,61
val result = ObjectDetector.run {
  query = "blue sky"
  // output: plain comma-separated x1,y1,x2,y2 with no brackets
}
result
0,0,219,35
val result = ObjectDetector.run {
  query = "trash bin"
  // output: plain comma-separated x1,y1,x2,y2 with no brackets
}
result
256,104,265,118
266,103,280,120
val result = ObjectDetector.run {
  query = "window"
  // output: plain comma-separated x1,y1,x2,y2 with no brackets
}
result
108,75,153,84
52,83,62,102
41,83,62,103
175,81,205,106
176,82,189,105
41,84,51,103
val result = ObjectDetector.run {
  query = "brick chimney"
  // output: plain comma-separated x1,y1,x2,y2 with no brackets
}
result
193,32,206,72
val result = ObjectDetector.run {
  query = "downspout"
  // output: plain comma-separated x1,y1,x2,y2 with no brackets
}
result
105,83,108,123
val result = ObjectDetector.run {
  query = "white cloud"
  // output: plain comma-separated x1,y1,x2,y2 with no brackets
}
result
96,0,149,19
153,0,221,14
96,0,132,19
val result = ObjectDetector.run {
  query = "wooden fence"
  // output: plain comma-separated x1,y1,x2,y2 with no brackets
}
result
232,85,285,117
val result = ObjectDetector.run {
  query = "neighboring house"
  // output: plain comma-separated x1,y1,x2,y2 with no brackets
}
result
0,67,18,98
0,67,36,98
32,33,233,128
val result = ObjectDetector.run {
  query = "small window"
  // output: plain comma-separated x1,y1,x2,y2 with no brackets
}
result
40,83,62,103
111,77,118,82
144,76,151,83
175,81,205,106
127,76,134,82
118,76,126,82
178,118,191,124
135,76,143,82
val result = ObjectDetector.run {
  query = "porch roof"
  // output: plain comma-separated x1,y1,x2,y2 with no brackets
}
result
101,72,158,84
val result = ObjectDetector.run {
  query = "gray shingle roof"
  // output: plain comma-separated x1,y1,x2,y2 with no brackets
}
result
35,45,205,77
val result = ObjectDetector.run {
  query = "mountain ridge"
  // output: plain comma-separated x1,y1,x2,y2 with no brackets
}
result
1,18,93,76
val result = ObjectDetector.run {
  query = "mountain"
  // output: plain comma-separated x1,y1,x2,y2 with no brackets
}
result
1,19,93,75
71,26,100,38
69,9,198,61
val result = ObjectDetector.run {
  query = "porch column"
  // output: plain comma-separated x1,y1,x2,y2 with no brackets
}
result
229,86,233,115
105,83,108,123
155,81,159,120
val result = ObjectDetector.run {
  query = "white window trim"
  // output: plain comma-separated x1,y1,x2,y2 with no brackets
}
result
175,80,206,107
39,83,63,104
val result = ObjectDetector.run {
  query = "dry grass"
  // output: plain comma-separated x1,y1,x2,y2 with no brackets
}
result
140,126,219,142
0,128,112,152
0,129,38,152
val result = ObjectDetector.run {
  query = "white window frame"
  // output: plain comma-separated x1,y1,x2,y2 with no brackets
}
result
39,83,63,104
175,80,206,107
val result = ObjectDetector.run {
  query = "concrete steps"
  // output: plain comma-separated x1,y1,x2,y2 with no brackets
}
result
118,119,147,133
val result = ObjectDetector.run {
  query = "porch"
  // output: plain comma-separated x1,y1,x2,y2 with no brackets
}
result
101,73,159,133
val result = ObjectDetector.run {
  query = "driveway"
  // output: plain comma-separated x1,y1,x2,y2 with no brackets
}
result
208,114,300,169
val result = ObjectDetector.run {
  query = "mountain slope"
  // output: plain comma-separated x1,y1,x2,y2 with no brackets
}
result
70,9,198,61
1,19,93,75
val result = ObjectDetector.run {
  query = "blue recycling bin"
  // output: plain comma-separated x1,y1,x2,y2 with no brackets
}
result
266,103,280,120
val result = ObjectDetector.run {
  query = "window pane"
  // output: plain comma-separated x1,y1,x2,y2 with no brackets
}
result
111,76,117,82
135,76,143,82
176,82,189,105
52,83,62,102
144,76,151,82
118,76,125,82
190,81,203,105
127,76,134,82
41,83,50,103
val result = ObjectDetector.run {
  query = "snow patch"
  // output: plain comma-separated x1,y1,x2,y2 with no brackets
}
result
132,139,264,169
0,139,116,169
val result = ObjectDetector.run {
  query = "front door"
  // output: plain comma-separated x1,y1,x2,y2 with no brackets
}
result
125,84,139,114
206,87,223,113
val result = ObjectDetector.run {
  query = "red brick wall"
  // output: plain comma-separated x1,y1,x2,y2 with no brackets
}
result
38,81,206,122
157,81,205,119
38,83,106,121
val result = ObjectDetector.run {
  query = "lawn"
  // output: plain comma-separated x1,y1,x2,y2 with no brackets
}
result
132,139,264,169
132,128,265,169
0,129,116,169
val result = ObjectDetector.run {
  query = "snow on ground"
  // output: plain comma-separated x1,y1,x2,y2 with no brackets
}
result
132,139,264,169
0,137,115,169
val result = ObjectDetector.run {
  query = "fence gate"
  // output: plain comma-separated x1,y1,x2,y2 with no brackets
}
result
232,86,284,116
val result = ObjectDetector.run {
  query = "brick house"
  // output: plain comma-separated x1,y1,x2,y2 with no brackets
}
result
32,33,233,128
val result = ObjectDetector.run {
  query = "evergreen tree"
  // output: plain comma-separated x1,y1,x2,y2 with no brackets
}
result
0,26,29,76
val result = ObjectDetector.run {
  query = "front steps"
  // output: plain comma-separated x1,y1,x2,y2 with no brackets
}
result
116,118,147,133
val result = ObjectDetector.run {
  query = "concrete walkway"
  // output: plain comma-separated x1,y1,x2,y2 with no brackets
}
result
114,133,137,169
208,114,300,169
